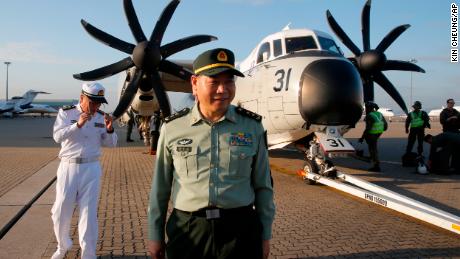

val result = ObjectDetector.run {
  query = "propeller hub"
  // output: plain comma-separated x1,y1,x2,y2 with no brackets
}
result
358,50,387,72
132,41,161,70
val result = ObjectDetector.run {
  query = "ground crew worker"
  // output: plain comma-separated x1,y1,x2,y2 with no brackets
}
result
405,101,430,155
147,48,275,259
424,133,460,174
359,101,388,172
126,108,135,142
51,82,117,259
440,98,459,133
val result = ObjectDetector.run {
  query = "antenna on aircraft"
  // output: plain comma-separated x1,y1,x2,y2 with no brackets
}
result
282,23,291,31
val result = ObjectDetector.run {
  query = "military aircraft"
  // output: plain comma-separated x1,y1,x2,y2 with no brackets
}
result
73,0,425,176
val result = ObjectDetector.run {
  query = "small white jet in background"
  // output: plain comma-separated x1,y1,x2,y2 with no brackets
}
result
0,90,57,117
428,106,460,118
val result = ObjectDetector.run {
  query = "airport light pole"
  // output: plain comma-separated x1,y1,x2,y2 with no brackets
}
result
4,61,11,101
409,58,417,107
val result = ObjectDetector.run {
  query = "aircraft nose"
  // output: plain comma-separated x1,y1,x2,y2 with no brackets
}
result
299,58,363,127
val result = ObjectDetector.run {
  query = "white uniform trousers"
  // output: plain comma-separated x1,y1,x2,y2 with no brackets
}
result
51,160,102,259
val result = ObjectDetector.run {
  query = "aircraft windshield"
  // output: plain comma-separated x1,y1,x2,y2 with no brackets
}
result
318,36,341,54
285,36,318,53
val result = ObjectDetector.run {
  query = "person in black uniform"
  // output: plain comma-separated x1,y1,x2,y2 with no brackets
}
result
424,133,460,174
439,98,459,133
405,101,430,155
359,101,388,172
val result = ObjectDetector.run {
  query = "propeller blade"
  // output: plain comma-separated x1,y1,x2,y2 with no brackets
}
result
375,24,410,53
150,71,172,117
73,57,134,81
159,60,193,81
112,69,142,118
161,35,218,58
326,10,362,56
361,0,371,51
362,76,374,102
383,60,426,73
123,0,147,43
81,20,135,54
373,71,408,114
149,0,180,45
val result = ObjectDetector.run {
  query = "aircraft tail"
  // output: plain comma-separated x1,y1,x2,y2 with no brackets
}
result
14,90,50,110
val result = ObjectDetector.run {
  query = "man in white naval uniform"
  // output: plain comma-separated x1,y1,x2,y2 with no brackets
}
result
51,82,117,259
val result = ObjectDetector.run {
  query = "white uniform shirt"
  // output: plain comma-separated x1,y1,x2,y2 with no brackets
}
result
53,104,117,159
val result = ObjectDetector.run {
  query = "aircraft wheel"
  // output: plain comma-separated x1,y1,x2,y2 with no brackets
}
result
303,159,318,185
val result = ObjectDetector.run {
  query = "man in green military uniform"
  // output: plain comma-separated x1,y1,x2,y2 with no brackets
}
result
147,48,275,259
405,101,430,155
359,101,388,172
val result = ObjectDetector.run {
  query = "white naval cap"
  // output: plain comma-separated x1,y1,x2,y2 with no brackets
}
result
81,82,108,104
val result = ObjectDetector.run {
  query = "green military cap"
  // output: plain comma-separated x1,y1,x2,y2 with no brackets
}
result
193,48,245,77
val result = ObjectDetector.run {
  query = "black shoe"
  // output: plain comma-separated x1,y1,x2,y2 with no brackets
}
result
368,166,381,172
126,138,134,142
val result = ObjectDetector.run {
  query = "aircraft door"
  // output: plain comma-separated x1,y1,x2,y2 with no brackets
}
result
267,96,293,131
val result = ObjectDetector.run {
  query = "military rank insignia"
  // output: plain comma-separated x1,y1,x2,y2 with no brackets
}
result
94,123,105,128
176,146,192,156
229,132,252,146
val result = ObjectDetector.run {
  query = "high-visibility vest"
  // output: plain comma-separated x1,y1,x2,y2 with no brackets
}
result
368,111,384,134
410,111,424,128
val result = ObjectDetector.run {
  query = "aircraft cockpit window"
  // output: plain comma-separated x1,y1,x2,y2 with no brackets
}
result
257,42,271,64
273,39,282,57
318,36,341,55
285,36,317,53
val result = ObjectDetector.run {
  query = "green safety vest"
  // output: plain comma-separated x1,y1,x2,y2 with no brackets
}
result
368,111,384,134
410,111,424,128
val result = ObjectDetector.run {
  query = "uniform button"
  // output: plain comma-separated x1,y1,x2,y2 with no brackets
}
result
210,182,214,187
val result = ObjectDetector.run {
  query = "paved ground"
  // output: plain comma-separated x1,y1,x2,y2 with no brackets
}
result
0,117,459,258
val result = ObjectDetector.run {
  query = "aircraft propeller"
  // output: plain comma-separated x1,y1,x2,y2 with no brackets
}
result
73,0,217,118
326,0,425,114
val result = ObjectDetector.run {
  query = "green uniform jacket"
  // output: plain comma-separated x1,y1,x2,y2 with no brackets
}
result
148,104,275,241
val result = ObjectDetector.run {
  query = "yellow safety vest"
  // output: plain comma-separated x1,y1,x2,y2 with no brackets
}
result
368,111,384,134
410,111,424,128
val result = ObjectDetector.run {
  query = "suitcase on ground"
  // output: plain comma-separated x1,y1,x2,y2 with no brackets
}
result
402,152,418,167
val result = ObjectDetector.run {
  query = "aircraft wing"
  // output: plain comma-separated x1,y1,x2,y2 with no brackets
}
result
161,72,192,93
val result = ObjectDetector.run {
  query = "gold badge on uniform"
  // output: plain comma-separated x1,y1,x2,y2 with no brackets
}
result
217,51,228,62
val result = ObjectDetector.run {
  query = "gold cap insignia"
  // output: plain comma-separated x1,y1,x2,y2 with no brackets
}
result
217,51,228,62
98,90,104,96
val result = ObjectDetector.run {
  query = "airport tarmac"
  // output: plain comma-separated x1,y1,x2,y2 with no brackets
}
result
0,116,459,258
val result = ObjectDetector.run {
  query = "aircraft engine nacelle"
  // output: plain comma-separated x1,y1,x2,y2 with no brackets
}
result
130,88,160,117
299,59,363,127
